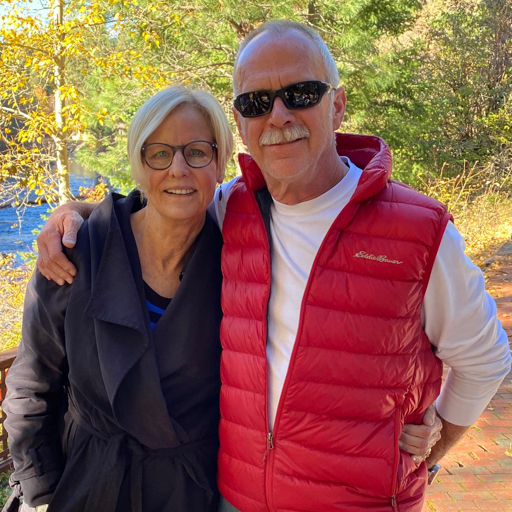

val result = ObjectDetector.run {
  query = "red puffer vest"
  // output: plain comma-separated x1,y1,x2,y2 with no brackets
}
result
218,134,451,512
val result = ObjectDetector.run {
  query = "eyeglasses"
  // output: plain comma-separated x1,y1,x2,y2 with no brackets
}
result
233,80,334,118
141,141,217,170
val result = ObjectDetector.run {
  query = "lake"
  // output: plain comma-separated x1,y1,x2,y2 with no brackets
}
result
0,172,96,256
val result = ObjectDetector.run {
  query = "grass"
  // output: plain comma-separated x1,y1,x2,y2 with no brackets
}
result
418,162,512,267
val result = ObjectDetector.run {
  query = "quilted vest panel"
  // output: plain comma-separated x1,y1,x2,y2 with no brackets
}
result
218,134,450,512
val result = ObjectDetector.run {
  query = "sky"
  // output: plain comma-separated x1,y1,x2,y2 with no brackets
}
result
0,0,49,22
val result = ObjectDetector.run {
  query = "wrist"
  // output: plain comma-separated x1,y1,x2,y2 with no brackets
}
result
427,463,441,485
56,200,95,219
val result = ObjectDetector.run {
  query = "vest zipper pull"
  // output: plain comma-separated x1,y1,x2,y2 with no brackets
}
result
391,495,398,510
267,432,274,450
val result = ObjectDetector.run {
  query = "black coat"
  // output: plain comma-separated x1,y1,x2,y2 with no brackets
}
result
4,191,223,512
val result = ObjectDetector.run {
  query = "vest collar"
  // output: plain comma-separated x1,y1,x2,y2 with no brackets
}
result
238,132,392,203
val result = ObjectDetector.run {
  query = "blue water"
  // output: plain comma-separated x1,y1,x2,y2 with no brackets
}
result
0,173,96,255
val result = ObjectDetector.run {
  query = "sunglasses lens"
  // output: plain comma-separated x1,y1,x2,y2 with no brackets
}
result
284,81,325,109
238,91,272,117
235,81,331,118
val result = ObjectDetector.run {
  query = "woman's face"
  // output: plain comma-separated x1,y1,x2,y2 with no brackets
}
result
142,104,221,224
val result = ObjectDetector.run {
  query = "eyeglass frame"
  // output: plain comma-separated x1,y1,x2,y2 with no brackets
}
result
141,140,217,170
233,80,335,118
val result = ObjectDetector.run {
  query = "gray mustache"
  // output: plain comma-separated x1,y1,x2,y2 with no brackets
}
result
259,125,311,146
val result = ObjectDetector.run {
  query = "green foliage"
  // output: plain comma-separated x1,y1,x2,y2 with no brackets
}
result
0,0,510,199
0,470,12,507
399,0,512,179
73,73,139,193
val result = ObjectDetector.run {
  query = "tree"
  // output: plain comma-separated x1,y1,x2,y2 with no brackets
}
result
0,0,170,204
399,0,512,178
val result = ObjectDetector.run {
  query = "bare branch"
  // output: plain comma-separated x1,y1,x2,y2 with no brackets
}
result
0,105,31,121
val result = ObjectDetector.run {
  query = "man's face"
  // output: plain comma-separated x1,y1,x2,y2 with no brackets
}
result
233,30,346,197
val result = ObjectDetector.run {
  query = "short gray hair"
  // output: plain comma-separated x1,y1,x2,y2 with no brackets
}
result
233,20,339,94
128,85,234,193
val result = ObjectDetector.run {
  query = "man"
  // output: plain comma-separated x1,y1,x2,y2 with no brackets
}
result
37,21,510,512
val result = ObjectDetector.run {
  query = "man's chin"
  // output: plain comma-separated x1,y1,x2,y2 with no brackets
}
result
261,160,308,182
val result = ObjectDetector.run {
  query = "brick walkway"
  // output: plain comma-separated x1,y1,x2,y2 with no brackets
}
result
423,242,512,511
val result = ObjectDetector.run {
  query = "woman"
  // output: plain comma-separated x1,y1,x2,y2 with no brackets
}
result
3,85,233,512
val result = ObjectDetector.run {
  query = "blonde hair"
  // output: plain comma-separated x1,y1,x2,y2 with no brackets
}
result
127,85,234,193
233,20,339,94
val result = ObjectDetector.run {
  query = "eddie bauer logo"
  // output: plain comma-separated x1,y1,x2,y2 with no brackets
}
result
354,251,403,265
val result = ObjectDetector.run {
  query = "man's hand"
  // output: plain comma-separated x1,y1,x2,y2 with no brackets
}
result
425,415,469,469
36,202,96,285
399,402,443,463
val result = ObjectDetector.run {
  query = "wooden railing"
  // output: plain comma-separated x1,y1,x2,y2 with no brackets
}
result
0,347,18,472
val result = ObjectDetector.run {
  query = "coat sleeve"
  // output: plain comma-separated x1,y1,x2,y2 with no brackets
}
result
3,268,71,507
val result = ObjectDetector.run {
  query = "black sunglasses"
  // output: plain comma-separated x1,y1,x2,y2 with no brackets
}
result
233,80,334,118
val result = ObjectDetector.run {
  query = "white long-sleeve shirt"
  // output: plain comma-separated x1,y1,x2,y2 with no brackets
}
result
208,158,511,429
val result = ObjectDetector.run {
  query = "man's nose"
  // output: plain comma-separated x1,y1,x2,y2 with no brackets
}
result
268,97,295,126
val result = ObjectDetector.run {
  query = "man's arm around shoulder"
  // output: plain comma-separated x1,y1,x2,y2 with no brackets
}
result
36,201,96,285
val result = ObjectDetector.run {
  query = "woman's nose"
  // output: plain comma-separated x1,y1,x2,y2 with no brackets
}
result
168,150,190,178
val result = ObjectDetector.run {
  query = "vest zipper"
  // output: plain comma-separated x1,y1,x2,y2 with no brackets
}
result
257,190,361,512
263,201,358,511
264,429,276,510
265,236,331,512
391,495,398,511
255,189,276,512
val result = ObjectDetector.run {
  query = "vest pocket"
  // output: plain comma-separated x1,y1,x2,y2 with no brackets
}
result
391,407,402,498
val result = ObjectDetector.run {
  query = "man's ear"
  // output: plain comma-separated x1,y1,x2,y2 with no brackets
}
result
332,86,346,131
233,106,247,146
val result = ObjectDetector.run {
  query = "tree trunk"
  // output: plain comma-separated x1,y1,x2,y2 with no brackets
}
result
53,0,71,203
308,0,320,25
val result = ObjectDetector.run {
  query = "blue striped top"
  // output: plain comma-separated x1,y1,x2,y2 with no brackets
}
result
144,281,172,330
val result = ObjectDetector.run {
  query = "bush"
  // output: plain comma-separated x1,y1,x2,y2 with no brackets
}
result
0,255,33,351
418,161,512,265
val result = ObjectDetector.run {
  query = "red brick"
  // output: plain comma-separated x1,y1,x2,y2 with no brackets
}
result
447,491,496,500
490,489,512,499
474,501,512,510
486,421,512,427
488,466,512,474
443,466,492,474
423,260,512,511
425,492,455,501
478,427,512,434
459,458,503,467
438,474,481,484
426,484,465,493
424,503,477,511
477,474,512,482
460,482,505,491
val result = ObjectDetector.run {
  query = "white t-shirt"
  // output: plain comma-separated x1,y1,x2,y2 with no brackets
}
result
208,158,511,429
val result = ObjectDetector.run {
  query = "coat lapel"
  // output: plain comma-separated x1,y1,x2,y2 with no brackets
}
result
84,192,180,448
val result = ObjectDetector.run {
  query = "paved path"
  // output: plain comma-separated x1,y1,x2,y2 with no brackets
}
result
423,242,512,511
